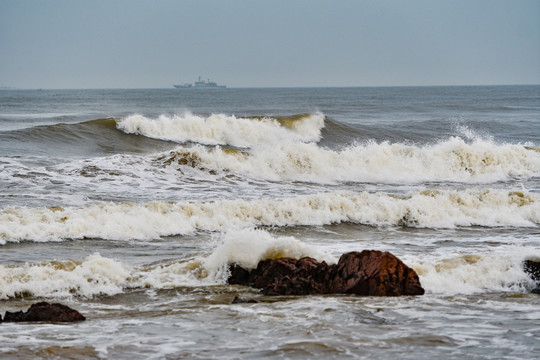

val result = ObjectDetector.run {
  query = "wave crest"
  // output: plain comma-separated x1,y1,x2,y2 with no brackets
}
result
156,137,540,183
116,112,325,147
1,189,538,243
1,233,538,299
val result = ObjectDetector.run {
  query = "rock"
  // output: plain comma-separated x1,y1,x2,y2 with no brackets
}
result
248,256,331,296
523,259,540,294
228,265,252,286
3,302,85,323
231,296,258,304
228,250,424,296
523,260,540,281
328,251,425,296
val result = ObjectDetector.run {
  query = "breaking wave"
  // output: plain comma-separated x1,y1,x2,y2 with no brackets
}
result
1,229,537,299
1,189,538,243
158,137,540,183
410,248,540,295
116,112,325,147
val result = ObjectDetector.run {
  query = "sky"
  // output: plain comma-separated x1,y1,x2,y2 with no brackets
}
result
1,0,539,89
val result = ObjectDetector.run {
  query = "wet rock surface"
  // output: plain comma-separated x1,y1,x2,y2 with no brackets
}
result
523,260,540,281
228,250,424,296
2,302,86,323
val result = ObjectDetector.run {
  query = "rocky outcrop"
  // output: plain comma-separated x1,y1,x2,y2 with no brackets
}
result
524,259,540,294
328,251,425,296
2,302,86,323
228,250,424,296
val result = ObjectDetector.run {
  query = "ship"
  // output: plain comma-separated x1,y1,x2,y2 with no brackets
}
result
174,76,226,89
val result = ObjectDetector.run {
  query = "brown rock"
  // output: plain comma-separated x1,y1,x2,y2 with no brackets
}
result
3,302,85,322
227,250,424,296
249,257,330,295
328,251,425,296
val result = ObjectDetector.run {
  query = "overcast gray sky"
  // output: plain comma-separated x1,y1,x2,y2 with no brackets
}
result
1,0,539,89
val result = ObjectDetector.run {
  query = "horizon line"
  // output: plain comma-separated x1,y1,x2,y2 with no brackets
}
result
2,83,539,91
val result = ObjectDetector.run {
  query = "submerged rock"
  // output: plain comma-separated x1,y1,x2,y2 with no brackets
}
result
231,296,258,304
228,250,424,296
2,302,85,323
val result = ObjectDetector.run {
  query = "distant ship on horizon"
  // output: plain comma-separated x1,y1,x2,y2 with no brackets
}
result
174,76,226,89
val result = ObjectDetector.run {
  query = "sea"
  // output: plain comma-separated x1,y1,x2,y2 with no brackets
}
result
0,85,539,359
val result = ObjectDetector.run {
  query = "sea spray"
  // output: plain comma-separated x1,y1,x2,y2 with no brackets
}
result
202,228,336,278
409,247,540,295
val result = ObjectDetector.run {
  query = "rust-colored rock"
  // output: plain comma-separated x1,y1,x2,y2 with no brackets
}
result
329,251,425,296
228,250,424,296
3,302,86,322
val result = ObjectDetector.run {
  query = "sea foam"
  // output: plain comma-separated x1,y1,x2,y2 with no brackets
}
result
161,137,540,183
409,247,540,295
0,253,132,299
1,189,538,243
1,231,537,299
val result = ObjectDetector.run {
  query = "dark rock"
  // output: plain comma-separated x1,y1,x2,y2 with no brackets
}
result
3,310,26,322
523,260,540,282
227,250,424,297
228,264,252,286
231,296,258,304
249,257,330,296
523,260,540,294
3,302,85,323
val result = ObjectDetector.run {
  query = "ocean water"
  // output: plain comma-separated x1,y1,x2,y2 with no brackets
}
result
0,86,539,359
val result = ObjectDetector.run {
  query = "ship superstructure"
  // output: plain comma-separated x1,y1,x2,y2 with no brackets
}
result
174,76,226,89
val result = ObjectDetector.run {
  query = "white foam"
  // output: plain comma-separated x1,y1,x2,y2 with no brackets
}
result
202,229,336,277
1,189,538,243
168,136,540,183
1,235,537,299
0,230,335,298
409,247,540,294
0,253,132,299
116,112,324,147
